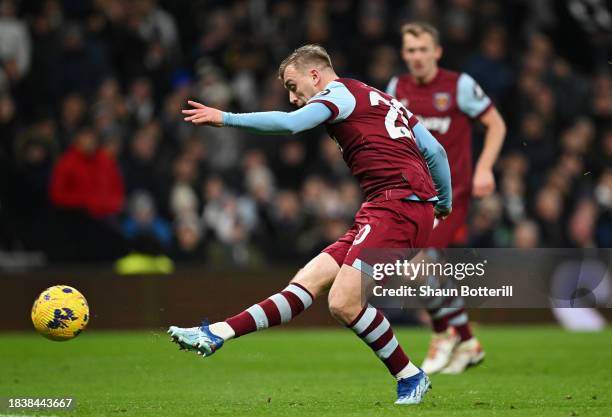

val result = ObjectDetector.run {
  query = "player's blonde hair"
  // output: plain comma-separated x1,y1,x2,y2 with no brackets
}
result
278,44,334,80
401,22,440,45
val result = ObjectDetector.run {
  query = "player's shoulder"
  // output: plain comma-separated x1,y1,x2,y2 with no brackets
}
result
456,71,486,98
454,71,491,117
437,68,462,84
332,78,370,91
316,77,377,103
308,79,358,123
438,69,484,98
311,78,356,99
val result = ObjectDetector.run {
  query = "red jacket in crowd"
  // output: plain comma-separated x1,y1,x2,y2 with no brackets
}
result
49,146,125,218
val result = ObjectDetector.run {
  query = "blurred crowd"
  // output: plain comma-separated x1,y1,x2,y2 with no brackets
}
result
0,0,610,267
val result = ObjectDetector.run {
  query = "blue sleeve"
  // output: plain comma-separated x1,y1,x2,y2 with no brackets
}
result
386,76,398,97
413,123,452,209
307,80,356,123
222,102,332,135
457,73,491,118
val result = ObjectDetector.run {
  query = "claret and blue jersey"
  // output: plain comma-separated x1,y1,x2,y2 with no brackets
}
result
387,69,492,200
223,78,452,211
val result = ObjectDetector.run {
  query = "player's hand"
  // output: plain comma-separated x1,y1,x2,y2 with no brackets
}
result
182,100,224,127
434,205,452,220
472,167,495,198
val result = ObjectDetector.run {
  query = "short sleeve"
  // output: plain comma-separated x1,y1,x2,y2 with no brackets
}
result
386,76,399,97
457,73,492,119
307,81,357,123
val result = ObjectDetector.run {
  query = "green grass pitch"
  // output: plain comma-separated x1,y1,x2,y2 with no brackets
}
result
1,326,611,416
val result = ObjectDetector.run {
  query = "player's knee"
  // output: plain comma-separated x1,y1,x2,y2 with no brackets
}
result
290,256,338,298
327,294,348,322
328,290,357,324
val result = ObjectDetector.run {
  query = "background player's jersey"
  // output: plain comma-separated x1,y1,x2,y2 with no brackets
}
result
308,78,437,203
387,69,492,199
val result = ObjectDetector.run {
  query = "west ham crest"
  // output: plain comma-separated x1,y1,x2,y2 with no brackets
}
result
433,92,451,112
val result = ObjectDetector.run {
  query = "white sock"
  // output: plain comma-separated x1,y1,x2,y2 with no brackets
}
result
209,322,235,341
395,361,421,380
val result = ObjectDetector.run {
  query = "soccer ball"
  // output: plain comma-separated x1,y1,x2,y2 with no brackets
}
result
31,285,90,341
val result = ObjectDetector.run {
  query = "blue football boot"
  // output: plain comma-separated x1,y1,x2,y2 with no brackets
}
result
168,320,224,357
395,369,432,405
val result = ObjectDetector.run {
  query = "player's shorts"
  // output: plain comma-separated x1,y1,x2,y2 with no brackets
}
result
426,196,470,248
322,199,435,268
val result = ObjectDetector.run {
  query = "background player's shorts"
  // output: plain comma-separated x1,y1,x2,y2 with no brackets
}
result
322,199,434,268
427,196,469,248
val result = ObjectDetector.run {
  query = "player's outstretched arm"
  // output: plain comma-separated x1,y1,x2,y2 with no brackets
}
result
182,101,224,126
183,100,332,135
412,122,452,218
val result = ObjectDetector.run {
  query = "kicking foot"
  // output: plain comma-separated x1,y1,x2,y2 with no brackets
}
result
168,321,224,357
395,369,432,405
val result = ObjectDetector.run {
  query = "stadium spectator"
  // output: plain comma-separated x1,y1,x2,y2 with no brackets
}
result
172,212,205,262
14,118,58,204
52,22,110,99
58,93,87,148
125,77,154,126
49,128,124,219
46,128,126,262
121,122,167,211
0,0,31,86
267,190,306,259
513,219,540,249
92,78,129,137
121,189,172,251
468,195,503,248
308,134,351,185
463,26,512,103
533,186,567,247
273,141,308,190
242,149,275,204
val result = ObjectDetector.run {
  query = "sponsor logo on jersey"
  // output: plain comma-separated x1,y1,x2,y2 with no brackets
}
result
416,115,452,134
316,89,331,97
433,92,451,111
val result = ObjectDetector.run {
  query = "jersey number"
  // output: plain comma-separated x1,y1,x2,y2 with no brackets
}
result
369,91,415,141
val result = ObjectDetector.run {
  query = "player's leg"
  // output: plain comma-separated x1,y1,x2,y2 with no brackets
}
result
328,263,431,405
419,204,484,374
328,264,421,376
168,212,359,356
168,252,340,356
327,200,434,405
416,248,464,373
218,252,339,340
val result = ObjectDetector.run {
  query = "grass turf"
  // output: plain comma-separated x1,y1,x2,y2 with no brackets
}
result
0,326,610,417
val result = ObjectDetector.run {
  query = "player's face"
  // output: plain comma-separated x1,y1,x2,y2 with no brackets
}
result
282,64,319,107
402,33,442,80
